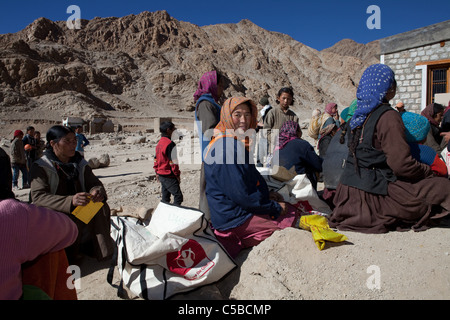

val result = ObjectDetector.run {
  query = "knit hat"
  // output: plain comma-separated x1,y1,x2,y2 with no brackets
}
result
401,112,430,143
14,130,23,137
259,96,269,106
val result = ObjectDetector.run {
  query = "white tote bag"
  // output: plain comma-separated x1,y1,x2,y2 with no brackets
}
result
108,202,236,300
442,147,450,175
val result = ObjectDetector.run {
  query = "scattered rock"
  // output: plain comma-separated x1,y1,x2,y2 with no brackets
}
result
88,157,101,169
124,136,146,144
98,153,110,167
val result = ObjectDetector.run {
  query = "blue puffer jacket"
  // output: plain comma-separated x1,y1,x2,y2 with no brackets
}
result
204,136,281,231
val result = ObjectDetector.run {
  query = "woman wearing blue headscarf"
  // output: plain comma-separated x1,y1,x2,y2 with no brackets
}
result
329,64,450,233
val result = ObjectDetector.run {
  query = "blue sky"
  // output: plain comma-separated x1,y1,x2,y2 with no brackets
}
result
0,0,449,51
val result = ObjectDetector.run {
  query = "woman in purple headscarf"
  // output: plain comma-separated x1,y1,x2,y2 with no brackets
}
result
194,70,226,219
272,121,323,190
194,70,226,157
330,64,450,234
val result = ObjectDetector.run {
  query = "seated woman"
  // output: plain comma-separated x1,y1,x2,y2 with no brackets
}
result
330,64,450,233
0,147,78,300
317,102,340,139
441,101,450,132
318,122,338,157
401,111,447,177
203,97,298,258
272,121,323,190
421,102,445,153
320,100,358,209
30,125,115,263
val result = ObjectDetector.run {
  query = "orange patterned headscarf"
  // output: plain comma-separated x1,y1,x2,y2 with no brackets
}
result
215,97,258,133
207,97,258,153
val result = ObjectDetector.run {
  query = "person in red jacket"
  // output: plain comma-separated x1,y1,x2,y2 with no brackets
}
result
153,122,183,206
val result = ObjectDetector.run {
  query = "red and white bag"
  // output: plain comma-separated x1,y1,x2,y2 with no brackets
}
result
109,202,236,300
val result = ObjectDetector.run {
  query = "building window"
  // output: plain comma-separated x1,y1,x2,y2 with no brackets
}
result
428,64,450,104
417,59,450,106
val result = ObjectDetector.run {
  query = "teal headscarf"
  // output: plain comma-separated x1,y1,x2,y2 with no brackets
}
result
341,99,358,123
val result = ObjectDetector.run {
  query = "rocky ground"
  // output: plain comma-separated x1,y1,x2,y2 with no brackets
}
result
5,127,450,301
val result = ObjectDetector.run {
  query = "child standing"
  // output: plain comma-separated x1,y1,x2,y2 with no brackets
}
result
75,125,90,157
153,122,183,206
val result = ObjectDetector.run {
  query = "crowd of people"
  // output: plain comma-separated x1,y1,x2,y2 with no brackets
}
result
190,64,450,257
2,63,450,299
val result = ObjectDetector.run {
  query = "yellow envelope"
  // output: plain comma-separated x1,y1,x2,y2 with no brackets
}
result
72,200,104,224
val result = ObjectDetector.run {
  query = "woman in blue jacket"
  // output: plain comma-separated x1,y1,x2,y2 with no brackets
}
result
203,97,298,258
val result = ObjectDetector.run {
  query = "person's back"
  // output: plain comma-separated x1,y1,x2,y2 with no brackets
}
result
0,147,15,200
274,138,323,189
322,125,349,191
22,133,36,161
153,122,183,206
154,136,179,177
409,143,447,177
10,137,26,165
441,109,450,132
401,111,447,177
0,199,78,299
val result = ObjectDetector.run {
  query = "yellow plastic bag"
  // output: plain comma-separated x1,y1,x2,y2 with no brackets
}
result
299,215,348,250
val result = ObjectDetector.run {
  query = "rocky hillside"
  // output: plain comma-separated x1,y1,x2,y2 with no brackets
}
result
0,10,379,135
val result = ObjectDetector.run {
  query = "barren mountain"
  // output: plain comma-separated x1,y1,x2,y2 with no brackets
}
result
0,10,379,136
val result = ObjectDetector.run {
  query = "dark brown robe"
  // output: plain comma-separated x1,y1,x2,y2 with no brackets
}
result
330,109,450,233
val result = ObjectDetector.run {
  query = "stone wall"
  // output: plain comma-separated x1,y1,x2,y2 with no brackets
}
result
383,42,450,113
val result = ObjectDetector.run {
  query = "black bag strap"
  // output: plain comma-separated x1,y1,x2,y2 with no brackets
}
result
107,218,128,299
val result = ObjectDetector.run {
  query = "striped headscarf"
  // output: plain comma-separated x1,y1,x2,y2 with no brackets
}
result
276,121,300,151
350,64,396,130
193,71,219,102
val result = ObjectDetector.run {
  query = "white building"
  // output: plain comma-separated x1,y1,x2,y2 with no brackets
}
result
380,20,450,112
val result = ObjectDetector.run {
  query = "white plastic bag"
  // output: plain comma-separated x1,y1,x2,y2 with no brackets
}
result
109,202,236,300
441,147,450,175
